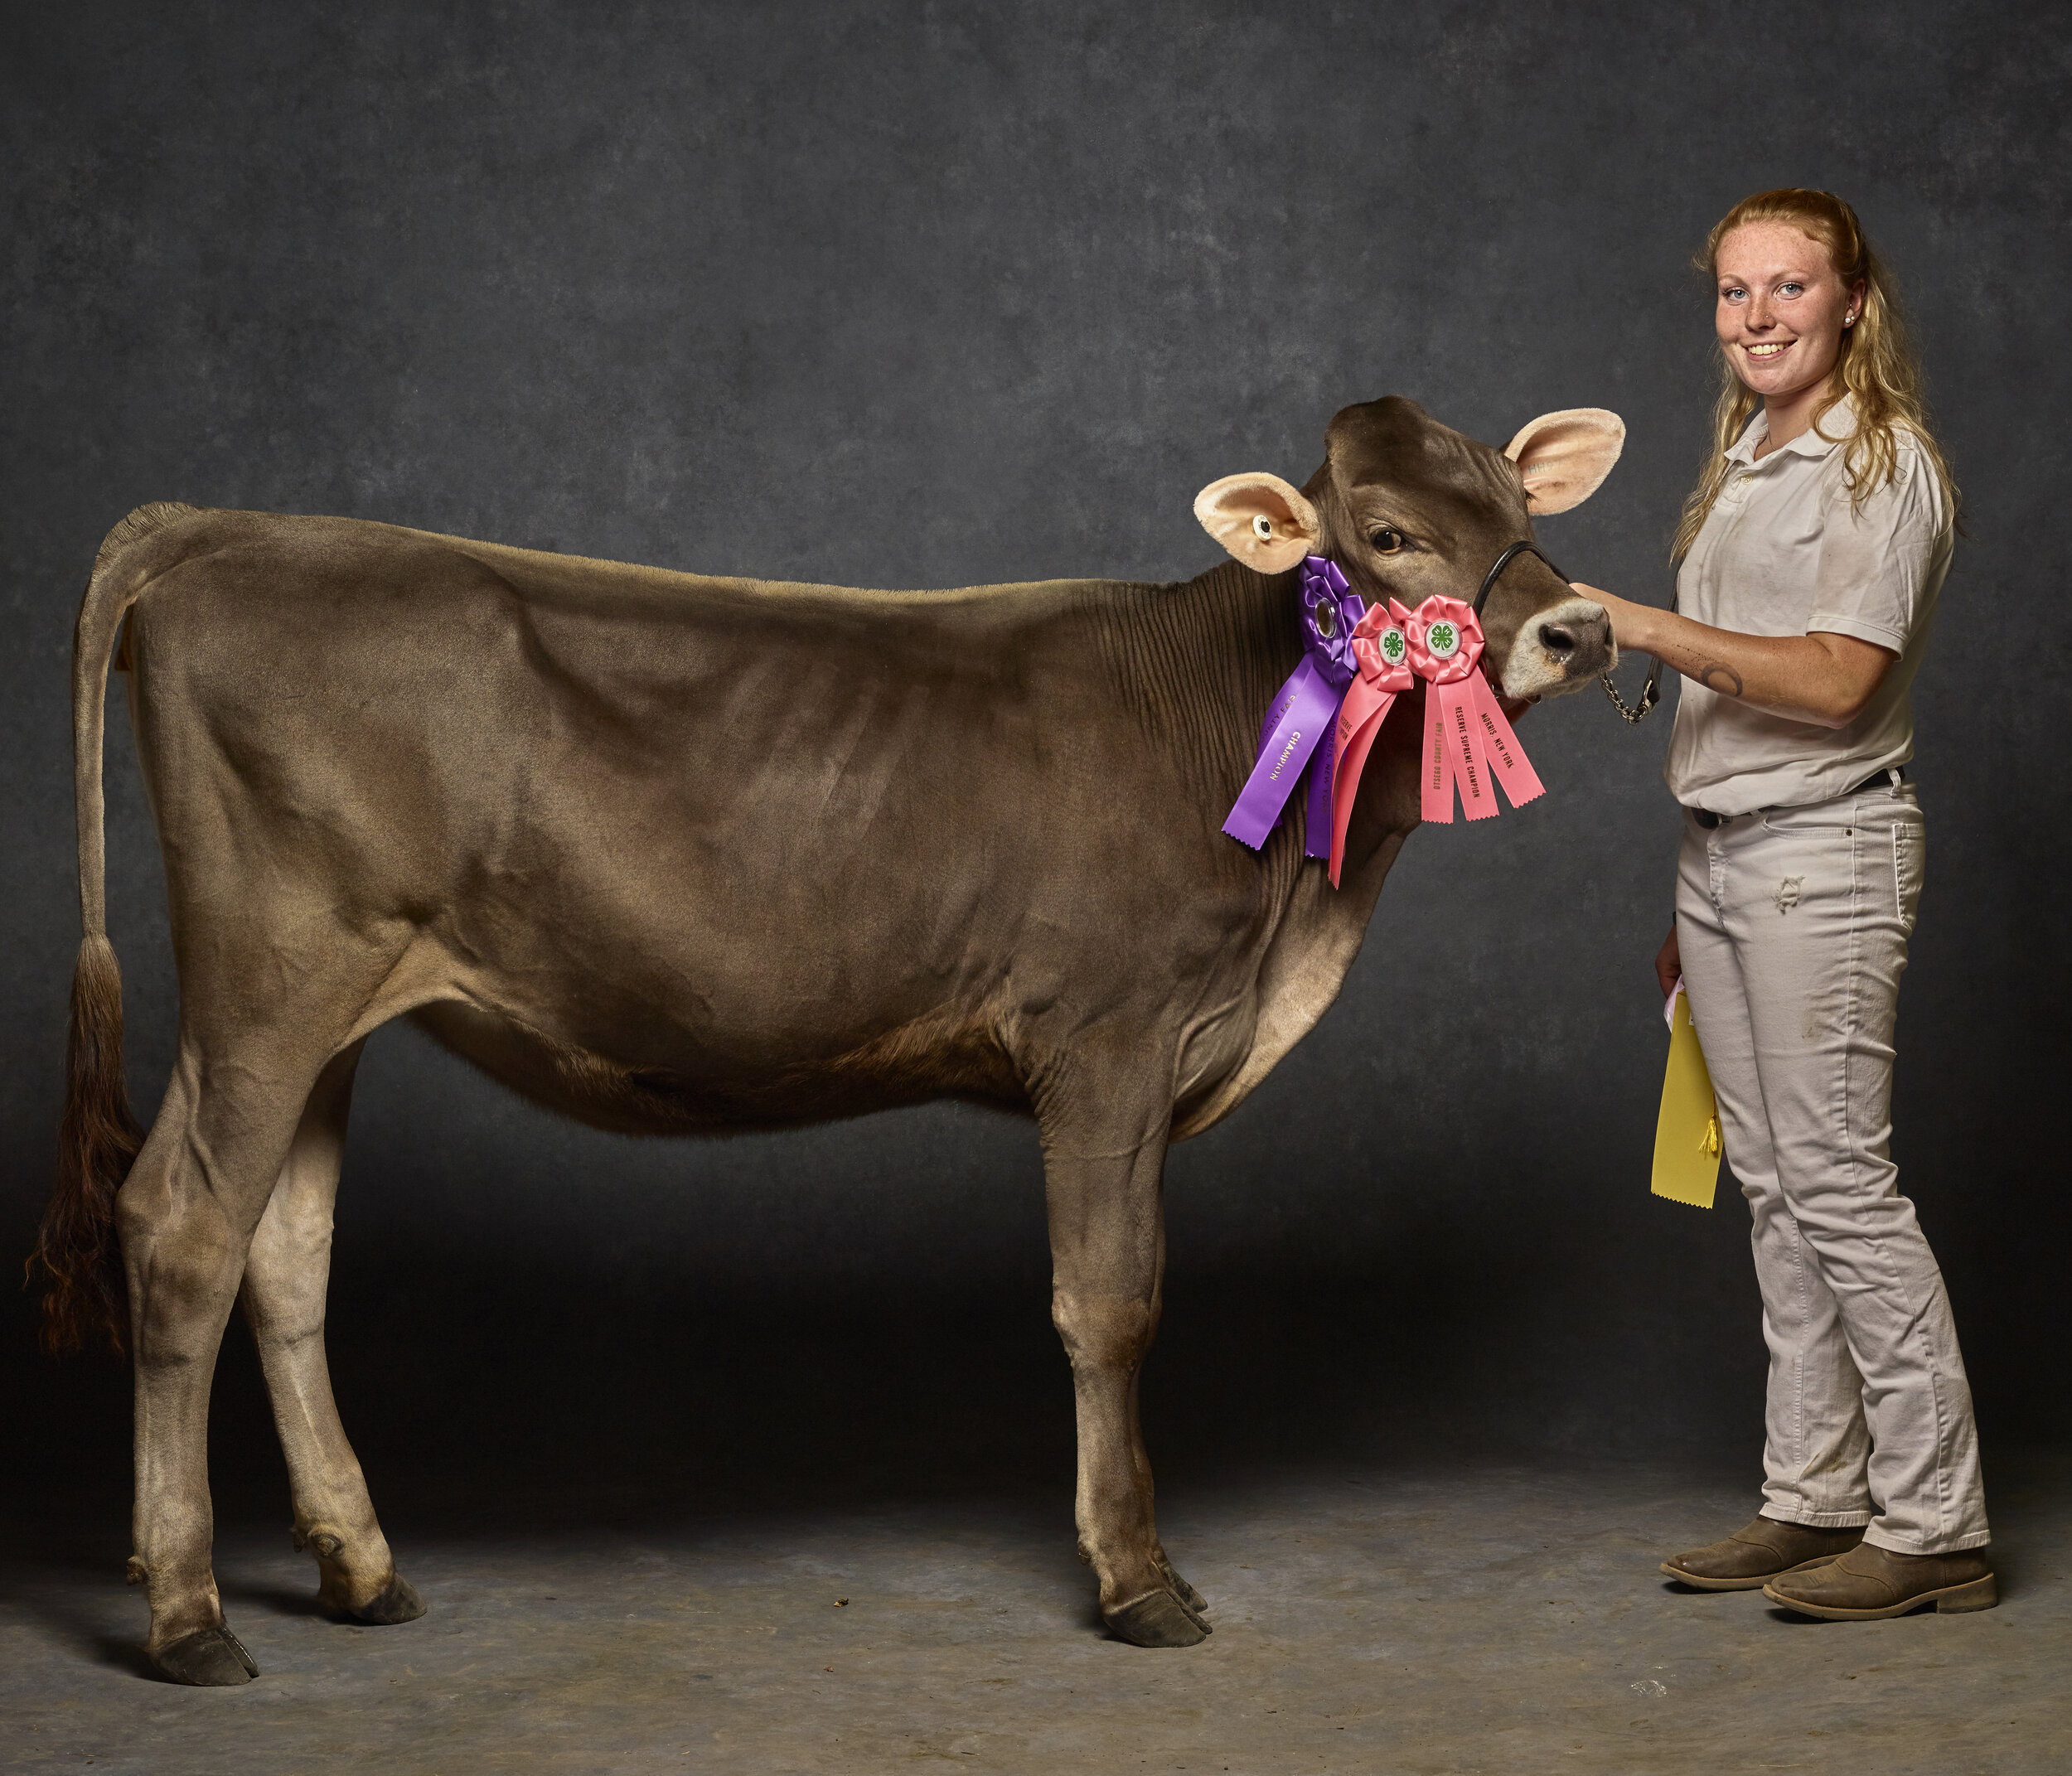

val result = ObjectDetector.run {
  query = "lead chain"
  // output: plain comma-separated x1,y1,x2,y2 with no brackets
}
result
1602,661,1661,725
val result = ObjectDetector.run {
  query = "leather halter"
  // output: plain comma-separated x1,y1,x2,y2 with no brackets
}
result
1470,536,1663,724
1472,540,1564,618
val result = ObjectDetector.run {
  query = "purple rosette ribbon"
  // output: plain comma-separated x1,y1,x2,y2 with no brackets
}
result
1222,556,1368,856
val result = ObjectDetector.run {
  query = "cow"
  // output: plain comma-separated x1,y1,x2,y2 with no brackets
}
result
36,395,1624,1684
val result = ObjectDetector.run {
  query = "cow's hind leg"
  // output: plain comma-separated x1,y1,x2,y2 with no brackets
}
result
1039,1067,1208,1648
239,1039,424,1627
119,1033,341,1684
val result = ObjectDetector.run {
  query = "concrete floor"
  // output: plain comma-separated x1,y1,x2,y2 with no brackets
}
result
4,1454,2065,1775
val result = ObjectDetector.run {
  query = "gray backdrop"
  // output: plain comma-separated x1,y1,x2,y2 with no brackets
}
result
4,2,2065,1519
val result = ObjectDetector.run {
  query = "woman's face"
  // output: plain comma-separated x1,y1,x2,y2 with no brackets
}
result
1713,220,1864,403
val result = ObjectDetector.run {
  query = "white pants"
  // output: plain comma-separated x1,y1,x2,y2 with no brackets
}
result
1675,781,1988,1553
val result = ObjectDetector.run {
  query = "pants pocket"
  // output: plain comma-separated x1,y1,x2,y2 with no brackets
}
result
1893,820,1925,932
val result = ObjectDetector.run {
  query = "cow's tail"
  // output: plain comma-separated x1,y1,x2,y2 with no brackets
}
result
33,502,195,1355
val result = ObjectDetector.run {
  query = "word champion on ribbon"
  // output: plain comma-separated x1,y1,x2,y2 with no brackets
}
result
1223,557,1545,883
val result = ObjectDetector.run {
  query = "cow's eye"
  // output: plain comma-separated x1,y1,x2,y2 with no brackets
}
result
1368,527,1406,554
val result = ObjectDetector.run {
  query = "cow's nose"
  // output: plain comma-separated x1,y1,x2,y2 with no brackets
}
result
1538,607,1611,663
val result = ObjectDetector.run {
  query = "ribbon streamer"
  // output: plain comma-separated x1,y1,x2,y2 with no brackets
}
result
1225,557,1545,861
1325,603,1414,886
1401,594,1544,825
1222,558,1364,853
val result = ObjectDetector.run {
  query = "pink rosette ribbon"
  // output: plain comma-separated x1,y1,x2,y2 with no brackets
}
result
1399,594,1545,825
1325,604,1415,886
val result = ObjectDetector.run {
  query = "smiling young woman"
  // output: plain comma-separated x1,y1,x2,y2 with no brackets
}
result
1575,189,1995,1621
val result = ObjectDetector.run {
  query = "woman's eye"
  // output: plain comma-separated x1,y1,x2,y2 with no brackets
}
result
1369,527,1406,554
1721,287,1745,302
1779,282,1803,296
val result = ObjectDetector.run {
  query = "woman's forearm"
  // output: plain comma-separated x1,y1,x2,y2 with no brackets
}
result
1576,584,1895,728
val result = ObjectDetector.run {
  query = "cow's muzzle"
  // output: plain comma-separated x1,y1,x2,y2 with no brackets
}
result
1499,596,1615,699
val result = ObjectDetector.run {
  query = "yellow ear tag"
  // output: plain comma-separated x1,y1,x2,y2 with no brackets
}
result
1652,980,1723,1208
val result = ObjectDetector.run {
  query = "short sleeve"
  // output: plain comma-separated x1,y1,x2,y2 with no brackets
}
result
1805,438,1947,655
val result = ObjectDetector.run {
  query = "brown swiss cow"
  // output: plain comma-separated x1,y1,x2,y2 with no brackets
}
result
38,396,1623,1682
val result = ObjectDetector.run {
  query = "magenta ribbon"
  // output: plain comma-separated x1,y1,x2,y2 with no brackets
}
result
1325,602,1415,885
1225,557,1547,864
1222,557,1366,856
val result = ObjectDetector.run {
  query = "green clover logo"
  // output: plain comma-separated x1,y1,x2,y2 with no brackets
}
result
1380,627,1406,664
1429,621,1458,656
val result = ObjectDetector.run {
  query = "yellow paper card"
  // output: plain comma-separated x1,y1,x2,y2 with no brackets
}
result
1652,988,1722,1208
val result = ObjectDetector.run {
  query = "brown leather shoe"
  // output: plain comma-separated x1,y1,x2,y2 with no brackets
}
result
1764,1541,1997,1619
1660,1515,1865,1591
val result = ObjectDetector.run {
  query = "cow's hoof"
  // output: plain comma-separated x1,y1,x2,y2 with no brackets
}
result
1106,1589,1211,1647
351,1575,427,1625
1155,1551,1208,1616
152,1624,259,1686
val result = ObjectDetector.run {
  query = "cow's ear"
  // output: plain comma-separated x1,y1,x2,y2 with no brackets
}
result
1503,409,1626,514
1193,472,1321,573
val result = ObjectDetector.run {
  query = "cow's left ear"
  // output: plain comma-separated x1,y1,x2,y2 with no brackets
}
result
1503,409,1626,514
1194,472,1321,573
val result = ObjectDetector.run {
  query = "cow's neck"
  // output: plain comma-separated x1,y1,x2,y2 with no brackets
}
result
1088,557,1417,917
1094,559,1422,1139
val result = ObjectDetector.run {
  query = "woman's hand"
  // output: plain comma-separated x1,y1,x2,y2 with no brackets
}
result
1571,582,1897,729
1655,923,1681,999
1584,585,1672,660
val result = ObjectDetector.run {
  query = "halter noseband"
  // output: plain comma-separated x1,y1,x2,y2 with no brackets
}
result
1470,538,1661,724
1472,540,1563,618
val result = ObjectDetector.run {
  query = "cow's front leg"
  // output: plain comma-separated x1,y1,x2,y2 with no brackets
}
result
1039,1086,1208,1648
240,1042,424,1628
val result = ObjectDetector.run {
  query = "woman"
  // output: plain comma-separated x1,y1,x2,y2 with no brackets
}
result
1578,189,1995,1620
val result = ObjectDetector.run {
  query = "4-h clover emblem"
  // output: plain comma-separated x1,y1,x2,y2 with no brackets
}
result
1377,626,1407,665
1426,618,1460,660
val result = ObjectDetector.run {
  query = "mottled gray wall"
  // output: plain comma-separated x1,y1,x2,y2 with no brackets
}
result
4,2,2066,1510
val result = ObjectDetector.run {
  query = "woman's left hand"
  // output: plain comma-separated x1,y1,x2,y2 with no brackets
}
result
1566,580,1895,728
1571,583,1663,656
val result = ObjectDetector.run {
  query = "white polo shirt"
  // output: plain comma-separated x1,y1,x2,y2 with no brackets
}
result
1663,397,1953,816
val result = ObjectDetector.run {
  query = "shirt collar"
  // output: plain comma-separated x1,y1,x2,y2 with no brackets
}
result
1726,394,1857,467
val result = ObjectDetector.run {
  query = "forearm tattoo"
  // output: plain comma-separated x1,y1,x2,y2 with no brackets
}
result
1697,660,1745,697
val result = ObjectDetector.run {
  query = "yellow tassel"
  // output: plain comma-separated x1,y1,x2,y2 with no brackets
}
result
1701,1115,1721,1159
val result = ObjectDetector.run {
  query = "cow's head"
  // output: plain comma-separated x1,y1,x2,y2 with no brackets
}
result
1193,397,1623,699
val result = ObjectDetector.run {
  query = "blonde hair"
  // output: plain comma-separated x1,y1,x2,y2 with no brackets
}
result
1673,188,1958,561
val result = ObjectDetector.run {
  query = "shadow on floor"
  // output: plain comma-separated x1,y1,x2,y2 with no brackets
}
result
17,1255,2059,1565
